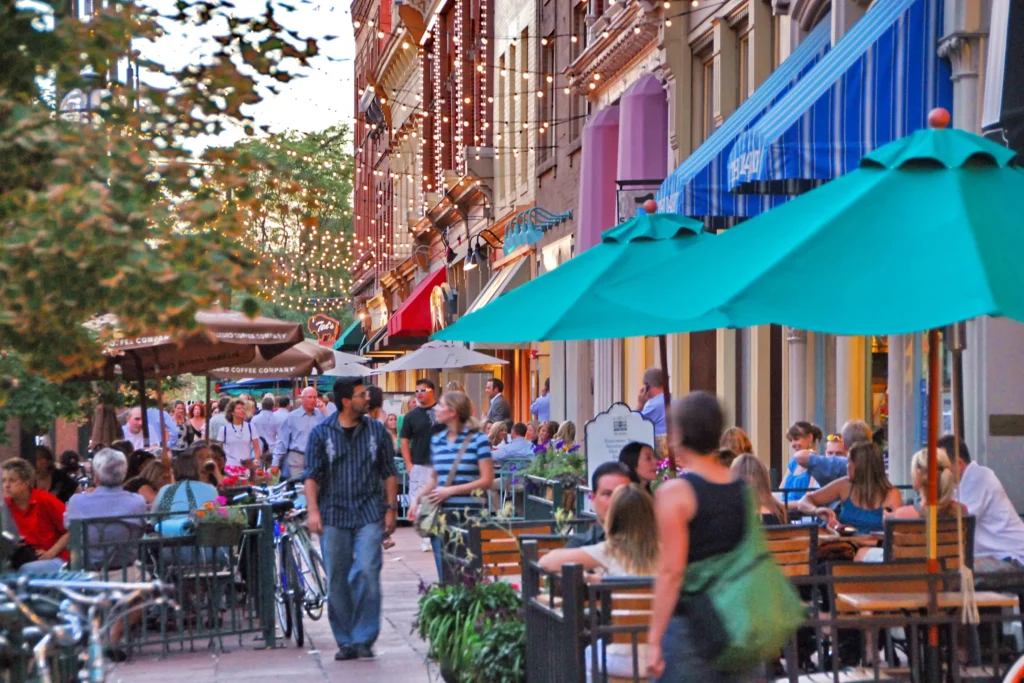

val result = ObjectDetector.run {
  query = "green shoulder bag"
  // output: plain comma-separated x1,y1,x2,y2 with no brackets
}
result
676,488,807,672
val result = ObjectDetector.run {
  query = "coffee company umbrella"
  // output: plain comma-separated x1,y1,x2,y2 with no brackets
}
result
206,340,344,379
372,341,508,374
432,212,710,343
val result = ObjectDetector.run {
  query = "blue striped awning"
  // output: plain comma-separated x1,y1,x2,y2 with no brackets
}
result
657,19,831,222
727,0,952,194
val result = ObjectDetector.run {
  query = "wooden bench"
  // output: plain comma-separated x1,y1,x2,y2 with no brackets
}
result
765,523,819,579
444,521,558,581
883,516,975,569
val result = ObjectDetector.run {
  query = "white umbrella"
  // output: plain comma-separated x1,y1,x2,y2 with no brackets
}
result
320,361,374,377
332,349,369,365
372,341,508,374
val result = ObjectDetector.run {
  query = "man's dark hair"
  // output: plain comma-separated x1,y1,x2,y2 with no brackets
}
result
367,385,384,411
938,434,971,464
416,378,436,392
332,378,363,405
217,397,230,412
673,391,724,454
489,377,504,393
278,396,291,409
512,422,528,437
326,391,335,403
544,377,550,391
591,461,631,492
109,440,134,457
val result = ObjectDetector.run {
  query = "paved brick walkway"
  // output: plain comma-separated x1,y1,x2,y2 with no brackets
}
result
109,527,439,683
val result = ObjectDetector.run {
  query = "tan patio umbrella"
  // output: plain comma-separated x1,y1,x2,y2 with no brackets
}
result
206,340,340,379
81,309,303,447
371,341,508,374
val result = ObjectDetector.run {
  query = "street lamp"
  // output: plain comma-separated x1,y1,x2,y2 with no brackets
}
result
463,229,503,271
58,72,105,125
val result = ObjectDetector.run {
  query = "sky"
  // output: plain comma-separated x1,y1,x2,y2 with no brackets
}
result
135,0,357,147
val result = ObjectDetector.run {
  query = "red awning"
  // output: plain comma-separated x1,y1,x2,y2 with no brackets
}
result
388,267,447,337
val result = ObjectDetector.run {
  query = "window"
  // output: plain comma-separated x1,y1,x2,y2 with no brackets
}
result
508,44,517,186
570,4,589,142
519,27,529,185
702,57,715,141
538,34,556,164
772,13,782,69
496,54,506,200
738,32,750,105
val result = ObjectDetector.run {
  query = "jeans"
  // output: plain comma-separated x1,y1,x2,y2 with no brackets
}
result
430,534,444,582
655,616,758,683
18,558,66,574
321,521,384,648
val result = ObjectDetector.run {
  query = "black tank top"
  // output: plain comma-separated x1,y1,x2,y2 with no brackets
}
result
684,472,747,563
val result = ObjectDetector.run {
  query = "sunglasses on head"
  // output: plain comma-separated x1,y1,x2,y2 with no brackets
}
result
826,434,843,442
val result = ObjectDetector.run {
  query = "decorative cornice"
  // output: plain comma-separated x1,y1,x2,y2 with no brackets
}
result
565,3,659,92
937,31,986,78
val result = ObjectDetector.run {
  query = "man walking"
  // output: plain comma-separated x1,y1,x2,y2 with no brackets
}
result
486,377,512,422
274,387,325,478
400,379,441,552
304,378,399,662
250,395,280,460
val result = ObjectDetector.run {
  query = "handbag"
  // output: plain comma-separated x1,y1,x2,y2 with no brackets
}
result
415,432,475,538
675,489,807,672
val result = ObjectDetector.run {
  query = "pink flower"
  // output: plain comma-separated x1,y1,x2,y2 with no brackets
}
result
215,496,227,506
218,508,229,517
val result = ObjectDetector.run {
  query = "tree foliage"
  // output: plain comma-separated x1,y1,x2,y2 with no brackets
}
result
0,0,327,381
232,124,356,325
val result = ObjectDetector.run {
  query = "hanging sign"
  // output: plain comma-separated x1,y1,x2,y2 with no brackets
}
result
307,314,341,345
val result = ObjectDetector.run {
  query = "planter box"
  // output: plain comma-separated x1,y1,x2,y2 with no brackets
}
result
195,523,244,548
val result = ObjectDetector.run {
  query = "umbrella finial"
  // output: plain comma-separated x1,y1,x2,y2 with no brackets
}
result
928,107,951,129
643,198,658,214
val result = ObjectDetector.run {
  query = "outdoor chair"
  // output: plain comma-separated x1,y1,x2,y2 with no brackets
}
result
883,516,975,569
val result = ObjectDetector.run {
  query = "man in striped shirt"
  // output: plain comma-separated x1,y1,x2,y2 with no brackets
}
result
303,377,399,662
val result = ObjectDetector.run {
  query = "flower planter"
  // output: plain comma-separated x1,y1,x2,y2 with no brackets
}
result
439,664,458,683
195,523,244,548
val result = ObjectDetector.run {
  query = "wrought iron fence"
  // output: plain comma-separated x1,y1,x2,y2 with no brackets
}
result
67,503,276,655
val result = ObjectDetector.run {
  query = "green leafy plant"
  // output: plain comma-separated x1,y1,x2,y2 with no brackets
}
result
415,579,523,682
524,439,585,485
467,617,525,683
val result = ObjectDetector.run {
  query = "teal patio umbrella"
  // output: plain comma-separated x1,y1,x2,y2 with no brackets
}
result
597,125,1024,335
599,116,1020,646
432,211,710,343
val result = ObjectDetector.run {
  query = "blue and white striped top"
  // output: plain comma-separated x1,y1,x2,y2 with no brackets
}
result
430,428,491,509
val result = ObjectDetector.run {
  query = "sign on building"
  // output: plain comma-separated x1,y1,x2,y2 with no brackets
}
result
584,402,656,501
307,314,341,345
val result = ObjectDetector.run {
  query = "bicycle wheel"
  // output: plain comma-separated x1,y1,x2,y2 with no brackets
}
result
275,538,292,640
291,530,327,621
285,545,304,647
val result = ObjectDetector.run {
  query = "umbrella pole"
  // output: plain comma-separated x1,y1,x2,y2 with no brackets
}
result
659,334,677,477
132,352,150,448
926,328,941,680
204,375,211,444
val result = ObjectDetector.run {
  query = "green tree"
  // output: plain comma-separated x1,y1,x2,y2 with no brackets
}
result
0,0,326,381
232,125,357,328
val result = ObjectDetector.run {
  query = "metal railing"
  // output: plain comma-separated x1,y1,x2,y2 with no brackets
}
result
521,538,1024,683
67,503,276,655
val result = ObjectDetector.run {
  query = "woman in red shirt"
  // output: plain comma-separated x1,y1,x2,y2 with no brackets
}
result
2,458,69,573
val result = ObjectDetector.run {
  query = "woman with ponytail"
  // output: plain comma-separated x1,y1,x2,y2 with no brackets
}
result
892,447,966,519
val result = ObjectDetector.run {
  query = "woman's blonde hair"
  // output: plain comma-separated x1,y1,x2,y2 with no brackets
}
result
439,391,480,431
720,427,753,455
555,421,576,443
488,421,508,447
911,447,956,509
605,484,659,575
445,381,466,394
731,454,787,524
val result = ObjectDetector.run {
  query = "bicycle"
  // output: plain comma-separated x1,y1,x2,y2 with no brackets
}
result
0,574,173,683
238,480,328,646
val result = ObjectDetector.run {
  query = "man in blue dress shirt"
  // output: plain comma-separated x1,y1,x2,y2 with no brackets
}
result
635,368,667,437
530,378,551,422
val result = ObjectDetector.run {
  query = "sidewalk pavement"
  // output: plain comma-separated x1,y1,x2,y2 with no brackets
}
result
110,527,439,683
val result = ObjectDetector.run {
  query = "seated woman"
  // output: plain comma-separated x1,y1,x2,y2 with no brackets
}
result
153,450,219,532
618,441,658,493
540,484,657,682
555,421,576,449
488,421,508,449
33,446,79,503
123,460,173,508
892,447,964,520
2,458,70,573
797,442,903,535
731,453,788,525
125,449,155,481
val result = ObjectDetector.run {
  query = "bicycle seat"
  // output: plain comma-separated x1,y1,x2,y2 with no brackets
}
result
271,500,294,514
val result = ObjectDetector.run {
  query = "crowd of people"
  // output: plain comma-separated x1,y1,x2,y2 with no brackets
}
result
5,372,1024,680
